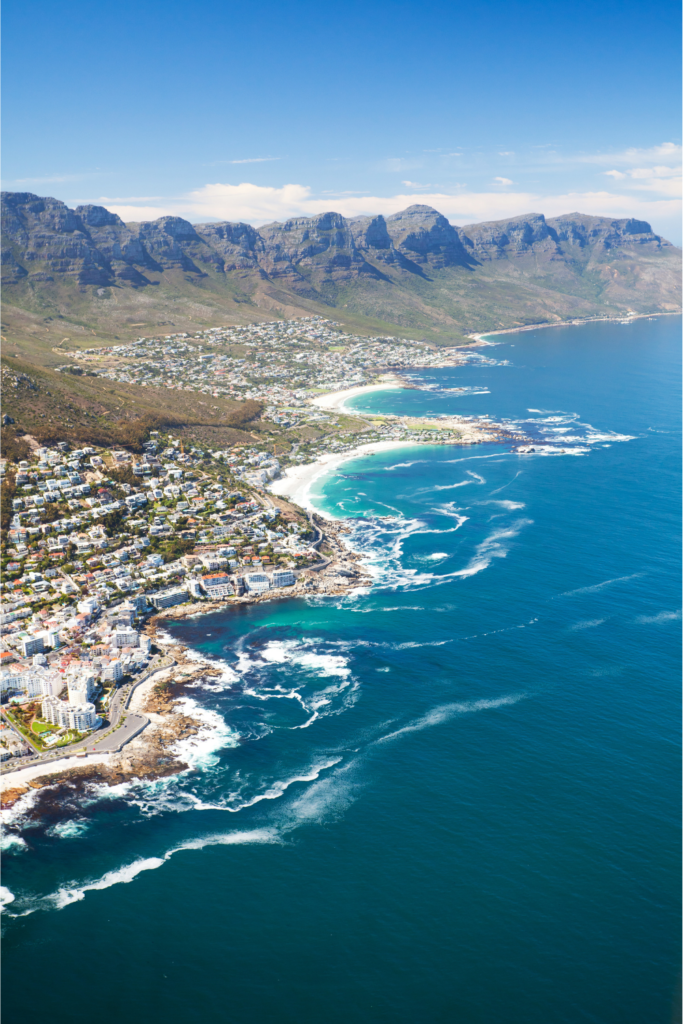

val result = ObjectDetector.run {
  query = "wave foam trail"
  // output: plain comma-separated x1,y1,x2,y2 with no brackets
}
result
449,519,533,580
52,857,167,908
428,469,486,493
558,573,644,597
477,500,526,510
279,759,360,829
510,409,636,450
636,609,681,624
346,511,531,592
375,694,526,744
48,828,283,910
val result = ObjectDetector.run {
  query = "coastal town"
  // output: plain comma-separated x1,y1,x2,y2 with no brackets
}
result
0,316,520,798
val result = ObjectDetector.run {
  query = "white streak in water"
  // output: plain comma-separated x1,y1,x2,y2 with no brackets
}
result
635,609,681,624
558,573,644,597
374,694,526,744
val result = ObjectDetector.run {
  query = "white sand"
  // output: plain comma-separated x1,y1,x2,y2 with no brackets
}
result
270,440,419,516
1,752,113,792
311,382,403,413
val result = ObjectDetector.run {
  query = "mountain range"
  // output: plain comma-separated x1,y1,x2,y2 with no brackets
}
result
2,191,680,345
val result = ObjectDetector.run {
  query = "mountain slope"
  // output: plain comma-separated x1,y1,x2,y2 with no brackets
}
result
2,192,680,349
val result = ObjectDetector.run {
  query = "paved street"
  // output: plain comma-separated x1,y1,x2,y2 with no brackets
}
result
0,659,174,776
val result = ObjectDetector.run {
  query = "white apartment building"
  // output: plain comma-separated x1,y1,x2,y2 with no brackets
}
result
271,570,296,588
41,696,99,731
102,660,123,682
19,634,44,658
112,627,139,648
200,574,234,599
244,572,270,594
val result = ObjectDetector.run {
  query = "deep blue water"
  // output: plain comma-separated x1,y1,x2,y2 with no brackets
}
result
2,316,680,1024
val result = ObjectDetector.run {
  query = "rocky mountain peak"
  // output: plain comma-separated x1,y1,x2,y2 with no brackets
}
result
1,192,678,325
75,205,125,229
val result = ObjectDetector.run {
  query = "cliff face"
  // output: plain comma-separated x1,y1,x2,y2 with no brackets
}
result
1,191,680,336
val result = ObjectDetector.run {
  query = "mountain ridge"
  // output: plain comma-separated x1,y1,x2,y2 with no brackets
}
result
2,191,680,346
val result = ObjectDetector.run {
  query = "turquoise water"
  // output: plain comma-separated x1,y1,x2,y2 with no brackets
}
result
2,317,680,1024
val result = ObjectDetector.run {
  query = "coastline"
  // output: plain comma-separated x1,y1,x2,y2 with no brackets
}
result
269,440,415,517
467,309,682,343
0,358,525,807
310,379,404,414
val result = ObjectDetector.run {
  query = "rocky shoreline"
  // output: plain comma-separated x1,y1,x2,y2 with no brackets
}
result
0,515,375,819
0,411,527,822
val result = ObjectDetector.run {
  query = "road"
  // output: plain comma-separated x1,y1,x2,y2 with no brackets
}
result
0,656,174,776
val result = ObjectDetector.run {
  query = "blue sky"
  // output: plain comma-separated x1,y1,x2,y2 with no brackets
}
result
3,0,681,240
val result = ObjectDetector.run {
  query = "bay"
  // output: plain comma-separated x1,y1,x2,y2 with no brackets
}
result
2,316,680,1024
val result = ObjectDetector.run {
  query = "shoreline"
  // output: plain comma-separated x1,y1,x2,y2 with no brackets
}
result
467,309,682,343
310,378,405,414
1,355,527,804
0,320,576,805
269,440,416,517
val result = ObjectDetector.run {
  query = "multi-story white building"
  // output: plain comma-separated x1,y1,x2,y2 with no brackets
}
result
41,695,63,726
199,554,228,571
200,574,234,599
271,570,296,588
67,703,98,731
67,670,95,706
112,627,139,648
19,634,44,658
102,659,123,682
149,587,188,610
244,572,270,594
41,696,99,732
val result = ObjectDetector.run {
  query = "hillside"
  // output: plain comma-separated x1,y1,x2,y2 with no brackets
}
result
2,192,680,353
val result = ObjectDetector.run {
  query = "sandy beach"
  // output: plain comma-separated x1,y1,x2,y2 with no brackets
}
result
270,440,417,516
311,381,404,413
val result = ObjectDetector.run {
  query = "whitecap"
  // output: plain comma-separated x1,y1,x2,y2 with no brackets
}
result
0,833,28,854
374,694,526,744
635,609,681,624
476,499,526,510
47,820,91,839
0,886,16,908
170,697,240,769
52,857,167,908
558,573,644,598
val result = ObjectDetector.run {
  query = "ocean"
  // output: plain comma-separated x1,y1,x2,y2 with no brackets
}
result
2,316,680,1024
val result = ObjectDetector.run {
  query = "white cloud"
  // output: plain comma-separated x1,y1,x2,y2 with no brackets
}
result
604,164,681,197
101,181,681,239
229,156,280,164
104,205,179,222
580,142,681,167
493,177,513,186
